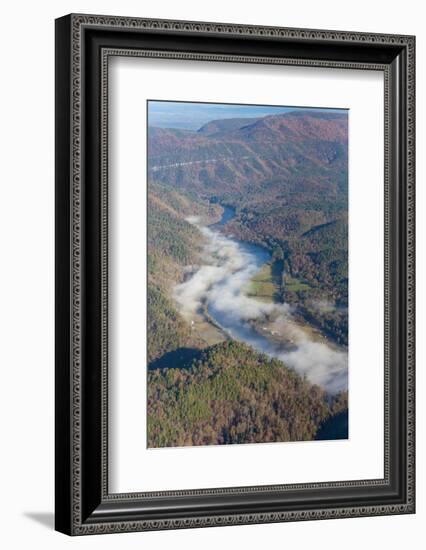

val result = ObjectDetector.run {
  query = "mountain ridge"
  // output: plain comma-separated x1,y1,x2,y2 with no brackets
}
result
148,110,348,205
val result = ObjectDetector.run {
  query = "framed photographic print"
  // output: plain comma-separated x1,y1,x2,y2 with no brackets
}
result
55,14,415,535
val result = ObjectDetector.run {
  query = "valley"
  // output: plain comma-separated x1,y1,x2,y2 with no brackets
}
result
173,204,347,394
146,104,349,447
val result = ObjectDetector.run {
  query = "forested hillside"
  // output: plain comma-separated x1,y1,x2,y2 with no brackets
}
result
147,184,220,365
147,341,348,447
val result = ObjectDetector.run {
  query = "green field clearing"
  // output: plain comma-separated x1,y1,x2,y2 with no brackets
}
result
245,263,279,303
284,275,311,292
246,263,311,303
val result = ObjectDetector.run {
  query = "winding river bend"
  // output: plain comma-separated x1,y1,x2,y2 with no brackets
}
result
174,206,348,394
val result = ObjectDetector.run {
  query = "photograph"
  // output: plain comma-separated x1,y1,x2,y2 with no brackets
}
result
52,11,415,537
146,100,349,448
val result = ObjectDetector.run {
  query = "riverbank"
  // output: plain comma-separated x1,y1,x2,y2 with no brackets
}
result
173,204,348,394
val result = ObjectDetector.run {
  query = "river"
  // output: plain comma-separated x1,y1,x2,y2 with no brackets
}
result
173,205,348,394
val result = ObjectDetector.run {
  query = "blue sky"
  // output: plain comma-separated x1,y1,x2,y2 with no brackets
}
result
148,100,346,131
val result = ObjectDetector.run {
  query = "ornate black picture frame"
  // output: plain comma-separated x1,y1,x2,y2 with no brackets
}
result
55,13,415,535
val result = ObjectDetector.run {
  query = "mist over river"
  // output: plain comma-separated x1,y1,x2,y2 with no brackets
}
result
173,207,348,394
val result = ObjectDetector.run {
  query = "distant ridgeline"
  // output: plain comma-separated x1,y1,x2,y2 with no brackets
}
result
147,110,349,446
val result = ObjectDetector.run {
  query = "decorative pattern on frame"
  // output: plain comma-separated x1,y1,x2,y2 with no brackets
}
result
69,14,415,535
